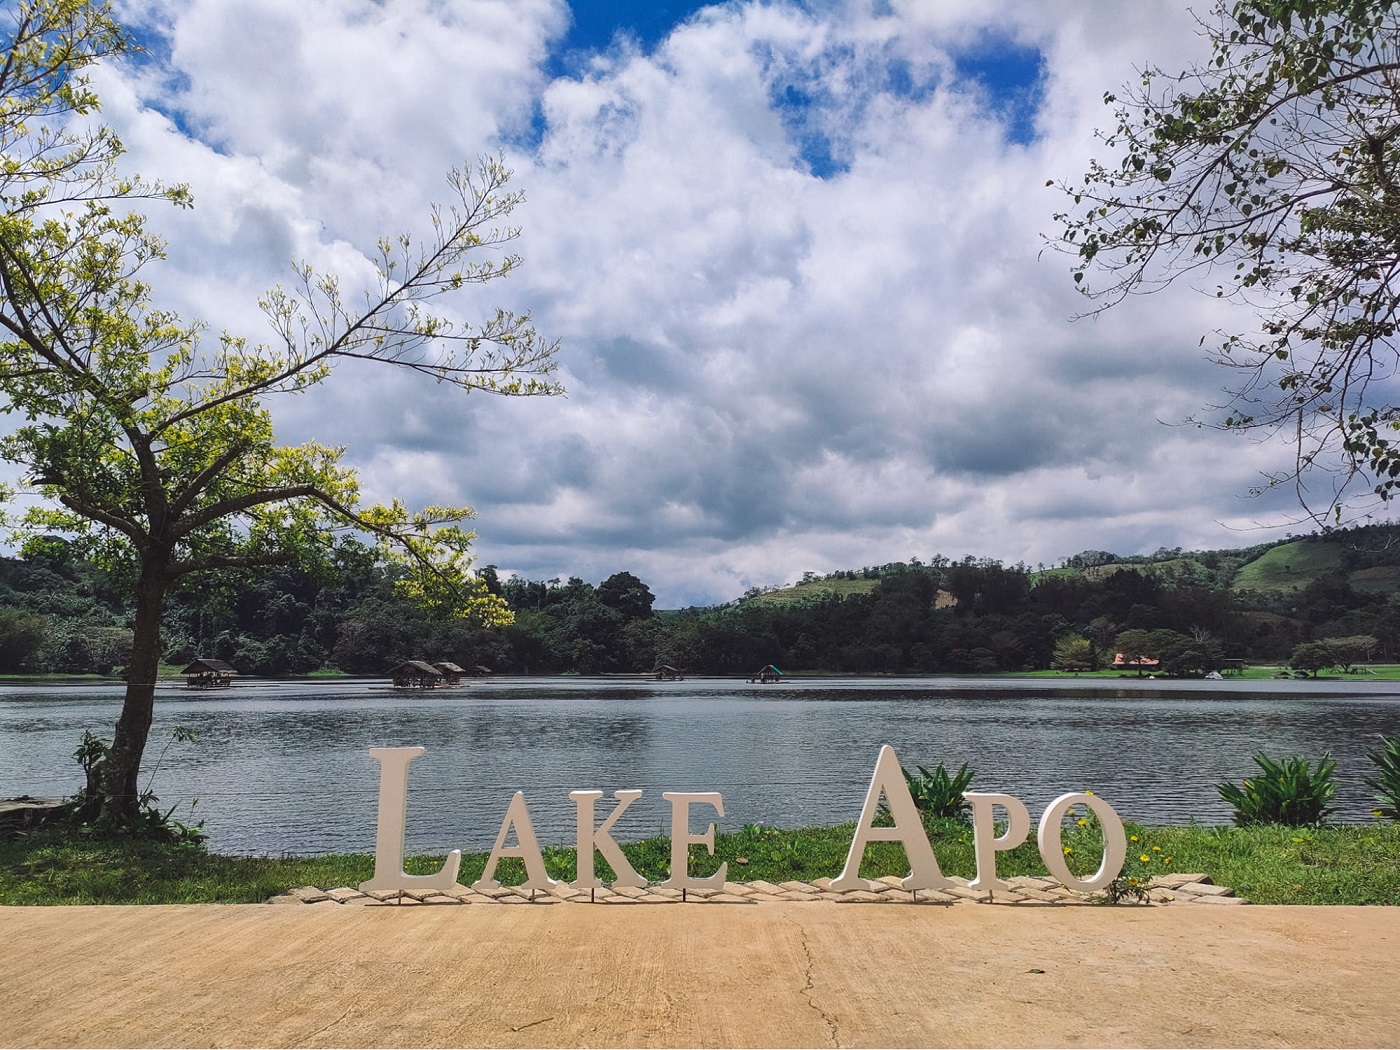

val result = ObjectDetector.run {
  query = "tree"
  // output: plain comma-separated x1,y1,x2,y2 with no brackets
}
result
1320,632,1379,671
0,2,560,824
1112,627,1158,675
1051,632,1096,672
1289,640,1337,676
1056,1,1400,522
596,571,656,620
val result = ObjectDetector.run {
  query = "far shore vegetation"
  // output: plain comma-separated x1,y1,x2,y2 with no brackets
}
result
9,523,1400,687
10,662,1400,683
2,820,1398,907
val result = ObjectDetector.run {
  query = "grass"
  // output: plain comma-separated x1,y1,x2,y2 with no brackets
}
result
743,578,881,606
1020,664,1400,680
1233,540,1345,593
3,819,1398,906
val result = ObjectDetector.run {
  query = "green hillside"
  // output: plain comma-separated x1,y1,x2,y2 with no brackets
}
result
1233,540,1345,593
745,577,880,605
1029,526,1400,597
1229,531,1400,595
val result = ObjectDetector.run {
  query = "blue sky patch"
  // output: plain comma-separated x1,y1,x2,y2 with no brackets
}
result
548,0,705,78
953,39,1045,145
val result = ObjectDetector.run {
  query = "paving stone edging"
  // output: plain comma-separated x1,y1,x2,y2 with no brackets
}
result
267,872,1248,907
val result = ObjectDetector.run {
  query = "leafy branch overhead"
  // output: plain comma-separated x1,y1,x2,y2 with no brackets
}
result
0,0,558,824
1053,0,1400,523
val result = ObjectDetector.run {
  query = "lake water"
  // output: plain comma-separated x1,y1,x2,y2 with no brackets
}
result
3,676,1400,856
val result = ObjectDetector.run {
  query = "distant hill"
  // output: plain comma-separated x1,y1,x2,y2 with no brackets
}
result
743,577,880,605
735,522,1400,606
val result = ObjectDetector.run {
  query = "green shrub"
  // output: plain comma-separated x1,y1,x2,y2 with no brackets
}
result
901,762,976,823
1364,736,1400,821
1217,752,1337,827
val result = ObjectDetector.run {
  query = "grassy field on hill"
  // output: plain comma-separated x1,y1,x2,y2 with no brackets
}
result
1233,540,1345,592
745,577,881,605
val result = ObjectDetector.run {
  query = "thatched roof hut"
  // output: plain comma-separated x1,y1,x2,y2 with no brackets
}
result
181,659,236,688
653,664,684,681
433,661,466,685
389,660,443,690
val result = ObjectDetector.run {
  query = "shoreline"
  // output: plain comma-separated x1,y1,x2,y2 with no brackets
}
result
7,664,1400,683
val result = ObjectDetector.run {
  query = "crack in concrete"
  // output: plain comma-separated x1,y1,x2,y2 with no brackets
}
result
785,914,840,1048
300,1003,355,1044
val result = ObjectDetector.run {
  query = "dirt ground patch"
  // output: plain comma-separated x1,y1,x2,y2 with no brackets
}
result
2,902,1396,1048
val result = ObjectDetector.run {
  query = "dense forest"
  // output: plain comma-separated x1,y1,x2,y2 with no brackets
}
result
4,525,1400,677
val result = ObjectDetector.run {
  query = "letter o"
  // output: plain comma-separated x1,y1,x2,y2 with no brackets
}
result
1036,792,1127,893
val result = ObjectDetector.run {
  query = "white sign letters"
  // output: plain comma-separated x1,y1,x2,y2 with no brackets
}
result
357,744,1128,896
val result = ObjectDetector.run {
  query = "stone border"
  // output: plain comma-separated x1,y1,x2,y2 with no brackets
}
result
268,872,1247,907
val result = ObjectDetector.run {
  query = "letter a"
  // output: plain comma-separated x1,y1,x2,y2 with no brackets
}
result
473,792,558,893
832,745,952,892
358,747,462,892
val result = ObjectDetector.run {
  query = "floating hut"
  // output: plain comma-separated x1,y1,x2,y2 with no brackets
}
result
749,664,783,684
653,664,684,681
433,661,466,686
472,665,494,677
181,659,236,689
388,660,443,690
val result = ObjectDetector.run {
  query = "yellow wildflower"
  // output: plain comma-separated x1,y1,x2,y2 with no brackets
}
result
1063,846,1073,855
1129,834,1139,842
1140,854,1149,863
1152,845,1161,852
1077,818,1087,826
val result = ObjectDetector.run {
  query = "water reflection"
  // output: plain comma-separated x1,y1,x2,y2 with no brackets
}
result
2,676,1398,854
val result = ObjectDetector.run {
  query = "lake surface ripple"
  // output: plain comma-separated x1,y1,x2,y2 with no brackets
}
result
3,676,1399,855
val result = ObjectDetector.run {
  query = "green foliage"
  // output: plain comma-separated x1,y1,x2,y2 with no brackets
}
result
11,519,1400,678
1056,0,1400,522
1364,735,1400,821
1097,828,1175,905
69,726,205,844
900,762,976,823
7,821,1400,906
1288,640,1336,676
1217,752,1337,827
0,1,559,822
1051,632,1096,672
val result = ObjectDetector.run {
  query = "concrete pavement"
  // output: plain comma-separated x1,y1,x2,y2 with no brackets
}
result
3,901,1398,1047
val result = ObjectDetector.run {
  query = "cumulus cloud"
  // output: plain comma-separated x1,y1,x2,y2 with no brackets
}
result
61,0,1317,606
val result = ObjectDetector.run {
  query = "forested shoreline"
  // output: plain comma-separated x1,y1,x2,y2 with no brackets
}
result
5,525,1400,679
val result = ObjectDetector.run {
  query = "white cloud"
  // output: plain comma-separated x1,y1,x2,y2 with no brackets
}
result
66,0,1317,606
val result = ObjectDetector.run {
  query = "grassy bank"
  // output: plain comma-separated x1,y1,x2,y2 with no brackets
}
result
2,820,1398,906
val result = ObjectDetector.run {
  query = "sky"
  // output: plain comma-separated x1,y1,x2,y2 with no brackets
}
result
45,0,1330,606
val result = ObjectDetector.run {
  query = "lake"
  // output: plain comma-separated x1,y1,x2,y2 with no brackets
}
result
3,676,1400,856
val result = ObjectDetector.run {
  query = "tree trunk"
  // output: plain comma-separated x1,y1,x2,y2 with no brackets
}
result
98,564,168,825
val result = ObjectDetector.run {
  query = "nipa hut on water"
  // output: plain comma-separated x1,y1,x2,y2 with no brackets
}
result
388,660,443,690
750,664,783,683
433,661,466,686
653,664,684,681
181,659,236,689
